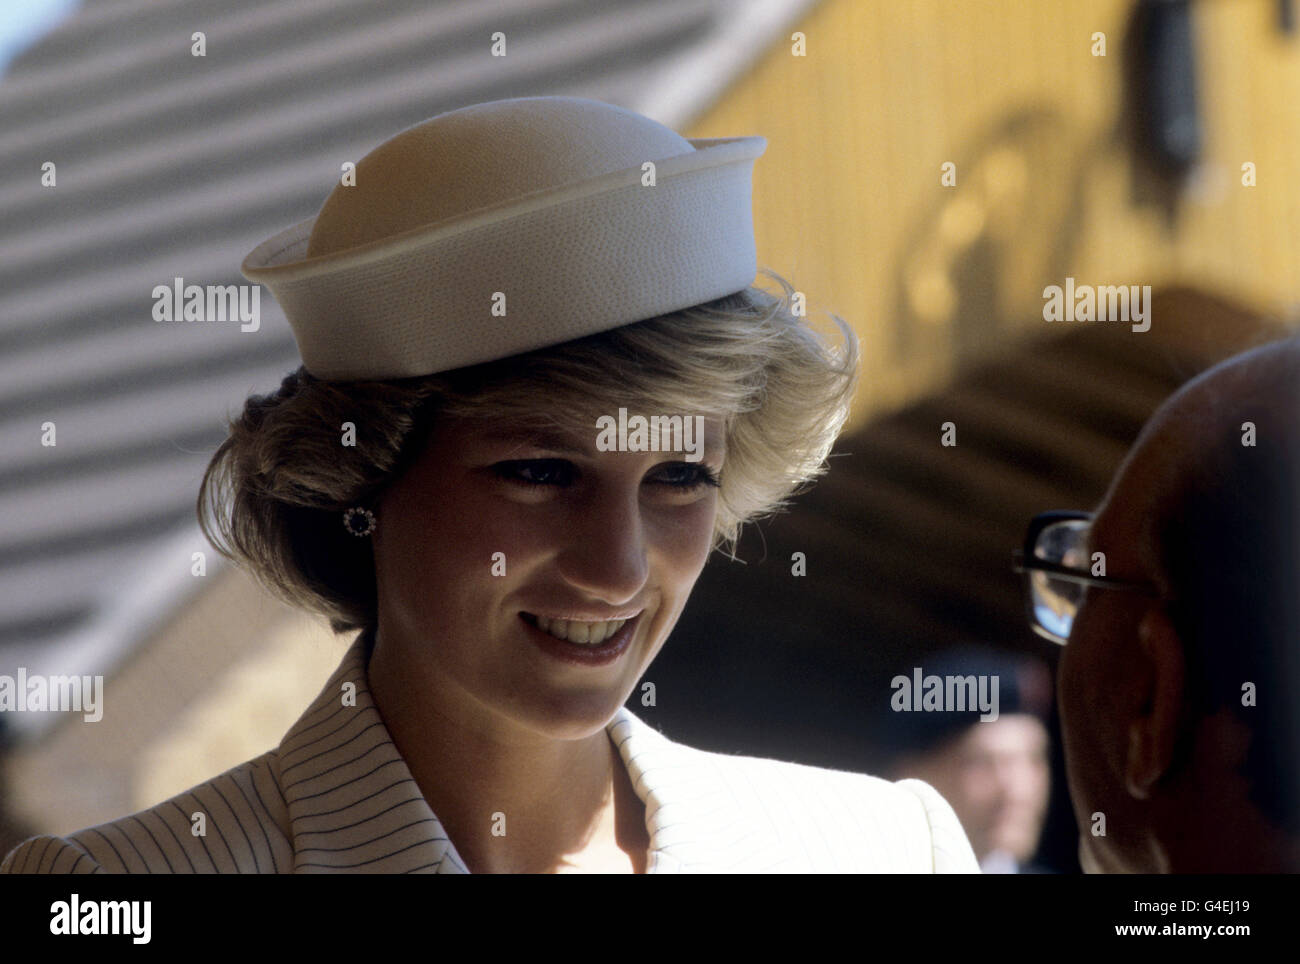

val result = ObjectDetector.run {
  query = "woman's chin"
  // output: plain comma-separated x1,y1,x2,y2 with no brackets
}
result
502,691,634,742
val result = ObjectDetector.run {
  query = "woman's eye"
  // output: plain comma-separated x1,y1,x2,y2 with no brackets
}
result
491,460,720,491
492,459,575,486
651,463,721,489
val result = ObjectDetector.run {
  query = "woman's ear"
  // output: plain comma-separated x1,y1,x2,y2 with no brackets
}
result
1124,604,1185,799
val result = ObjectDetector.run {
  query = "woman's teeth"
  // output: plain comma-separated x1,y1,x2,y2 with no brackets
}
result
532,615,629,645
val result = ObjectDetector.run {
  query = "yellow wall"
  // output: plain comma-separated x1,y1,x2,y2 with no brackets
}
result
689,0,1300,427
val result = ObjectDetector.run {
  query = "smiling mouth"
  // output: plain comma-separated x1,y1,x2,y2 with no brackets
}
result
520,612,633,645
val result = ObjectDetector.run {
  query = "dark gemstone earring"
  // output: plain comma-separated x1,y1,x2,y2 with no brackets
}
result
342,506,377,537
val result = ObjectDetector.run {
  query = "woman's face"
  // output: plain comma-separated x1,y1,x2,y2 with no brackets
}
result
371,408,725,741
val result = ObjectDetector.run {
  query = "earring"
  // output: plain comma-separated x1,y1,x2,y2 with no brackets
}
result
342,506,377,537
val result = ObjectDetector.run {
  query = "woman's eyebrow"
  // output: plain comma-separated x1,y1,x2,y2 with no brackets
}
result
476,425,590,456
475,421,726,459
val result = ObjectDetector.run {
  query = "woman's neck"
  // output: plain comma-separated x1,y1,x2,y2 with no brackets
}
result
365,631,646,873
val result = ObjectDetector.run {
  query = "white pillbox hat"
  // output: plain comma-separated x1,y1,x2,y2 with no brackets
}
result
241,95,767,381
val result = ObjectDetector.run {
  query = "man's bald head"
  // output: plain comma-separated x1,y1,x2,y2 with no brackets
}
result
1143,337,1299,583
1095,339,1300,590
1059,337,1300,872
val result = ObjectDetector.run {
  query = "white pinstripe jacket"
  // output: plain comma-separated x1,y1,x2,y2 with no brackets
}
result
2,636,980,874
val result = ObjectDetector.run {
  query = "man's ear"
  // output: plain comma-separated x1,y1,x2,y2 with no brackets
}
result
1124,604,1185,798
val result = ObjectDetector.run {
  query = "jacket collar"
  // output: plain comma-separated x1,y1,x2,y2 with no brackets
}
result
274,632,730,873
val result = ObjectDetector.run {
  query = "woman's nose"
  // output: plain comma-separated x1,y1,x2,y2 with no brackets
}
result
554,488,649,605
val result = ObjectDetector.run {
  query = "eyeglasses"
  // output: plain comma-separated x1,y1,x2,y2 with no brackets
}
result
1012,510,1159,645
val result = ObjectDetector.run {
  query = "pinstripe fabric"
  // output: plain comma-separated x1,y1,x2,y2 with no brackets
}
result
2,635,979,873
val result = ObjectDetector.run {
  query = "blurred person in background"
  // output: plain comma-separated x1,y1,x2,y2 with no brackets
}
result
1016,338,1300,873
880,646,1055,873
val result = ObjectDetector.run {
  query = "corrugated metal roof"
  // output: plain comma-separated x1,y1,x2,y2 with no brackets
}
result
0,0,817,739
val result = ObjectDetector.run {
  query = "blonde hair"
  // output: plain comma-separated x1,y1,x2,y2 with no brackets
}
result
198,268,859,633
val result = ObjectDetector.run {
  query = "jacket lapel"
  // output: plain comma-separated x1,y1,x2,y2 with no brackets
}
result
609,706,754,873
275,635,736,873
276,636,468,873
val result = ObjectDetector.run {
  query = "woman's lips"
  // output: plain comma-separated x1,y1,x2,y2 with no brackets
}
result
520,609,644,623
521,612,630,644
519,611,641,666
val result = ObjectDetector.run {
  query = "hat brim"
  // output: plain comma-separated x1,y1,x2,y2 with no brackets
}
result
240,135,768,380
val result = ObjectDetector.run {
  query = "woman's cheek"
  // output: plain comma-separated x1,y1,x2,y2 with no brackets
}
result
649,495,717,571
470,501,565,569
